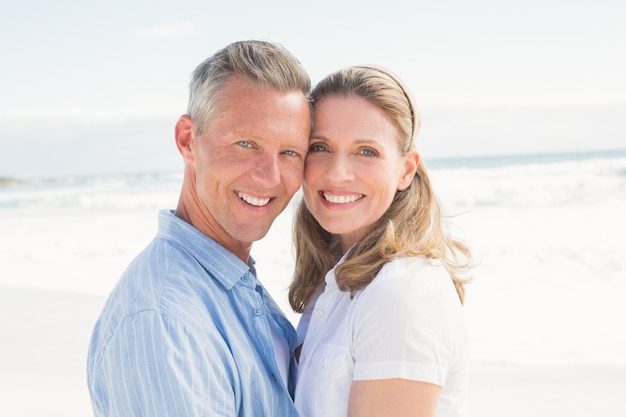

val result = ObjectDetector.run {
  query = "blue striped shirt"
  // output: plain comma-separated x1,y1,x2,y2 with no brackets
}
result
87,210,299,416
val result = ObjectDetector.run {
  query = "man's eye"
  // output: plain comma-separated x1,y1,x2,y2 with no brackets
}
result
282,150,299,157
237,141,252,148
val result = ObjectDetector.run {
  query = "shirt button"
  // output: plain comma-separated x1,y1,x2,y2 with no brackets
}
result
253,308,262,316
241,275,250,283
315,309,324,318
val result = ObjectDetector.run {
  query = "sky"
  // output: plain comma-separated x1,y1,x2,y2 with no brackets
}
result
1,0,625,178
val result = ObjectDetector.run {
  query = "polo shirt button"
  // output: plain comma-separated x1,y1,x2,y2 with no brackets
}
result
253,308,262,316
315,309,324,318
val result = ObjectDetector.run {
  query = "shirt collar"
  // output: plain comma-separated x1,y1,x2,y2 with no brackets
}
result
325,245,354,285
156,210,252,290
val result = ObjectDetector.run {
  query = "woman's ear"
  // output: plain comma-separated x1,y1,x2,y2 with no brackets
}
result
175,115,195,164
398,150,420,191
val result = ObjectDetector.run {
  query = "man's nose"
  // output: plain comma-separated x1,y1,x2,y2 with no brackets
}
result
251,153,281,186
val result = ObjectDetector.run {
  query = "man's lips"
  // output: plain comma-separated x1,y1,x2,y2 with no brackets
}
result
237,191,271,207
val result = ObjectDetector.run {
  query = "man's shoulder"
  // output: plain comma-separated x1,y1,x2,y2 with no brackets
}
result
88,237,228,368
112,238,207,308
101,234,239,326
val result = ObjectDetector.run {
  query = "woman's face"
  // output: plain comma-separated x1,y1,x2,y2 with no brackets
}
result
303,95,417,253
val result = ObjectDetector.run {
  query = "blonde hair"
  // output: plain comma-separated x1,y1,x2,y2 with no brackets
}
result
187,40,311,136
288,66,472,313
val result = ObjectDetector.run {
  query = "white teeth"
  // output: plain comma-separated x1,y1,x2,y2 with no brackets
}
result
238,192,270,207
323,192,363,204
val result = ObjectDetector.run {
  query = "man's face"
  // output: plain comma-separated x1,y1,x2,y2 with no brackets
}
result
190,76,310,254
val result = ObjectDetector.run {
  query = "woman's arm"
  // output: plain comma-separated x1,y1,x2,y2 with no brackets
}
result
348,378,442,417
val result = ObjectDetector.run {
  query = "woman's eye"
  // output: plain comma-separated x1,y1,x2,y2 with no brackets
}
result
360,148,377,156
309,144,328,152
237,141,253,148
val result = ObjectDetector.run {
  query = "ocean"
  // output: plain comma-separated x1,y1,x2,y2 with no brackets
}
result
1,149,625,366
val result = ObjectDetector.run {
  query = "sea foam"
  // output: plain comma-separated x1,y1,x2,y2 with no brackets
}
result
1,151,625,365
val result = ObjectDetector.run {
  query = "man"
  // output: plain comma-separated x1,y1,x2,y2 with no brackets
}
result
87,40,311,416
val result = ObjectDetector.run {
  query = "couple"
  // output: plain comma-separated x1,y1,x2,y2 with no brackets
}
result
87,40,472,417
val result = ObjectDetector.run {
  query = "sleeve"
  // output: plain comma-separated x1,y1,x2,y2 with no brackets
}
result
89,310,238,417
350,262,464,386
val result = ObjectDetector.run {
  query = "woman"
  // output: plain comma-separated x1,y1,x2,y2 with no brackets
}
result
289,66,473,417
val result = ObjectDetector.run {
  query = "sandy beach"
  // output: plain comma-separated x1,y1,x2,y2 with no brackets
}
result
2,154,625,416
1,286,625,417
0,288,101,417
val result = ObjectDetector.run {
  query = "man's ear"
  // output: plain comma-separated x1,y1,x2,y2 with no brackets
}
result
175,115,195,164
398,149,420,191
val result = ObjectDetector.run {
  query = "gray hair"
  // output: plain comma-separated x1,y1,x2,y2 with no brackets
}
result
187,40,311,135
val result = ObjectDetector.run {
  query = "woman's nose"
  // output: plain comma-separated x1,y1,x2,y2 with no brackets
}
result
324,155,354,183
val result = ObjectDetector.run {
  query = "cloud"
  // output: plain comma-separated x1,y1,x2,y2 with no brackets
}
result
133,21,200,40
421,93,626,109
0,106,181,126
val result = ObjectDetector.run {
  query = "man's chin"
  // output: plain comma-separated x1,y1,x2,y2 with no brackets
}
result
234,225,273,244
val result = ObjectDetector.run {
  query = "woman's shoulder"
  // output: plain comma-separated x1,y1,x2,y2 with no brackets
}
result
356,256,458,308
378,256,449,285
350,256,466,344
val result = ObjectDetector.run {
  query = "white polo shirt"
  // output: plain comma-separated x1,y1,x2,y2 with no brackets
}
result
295,256,469,417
